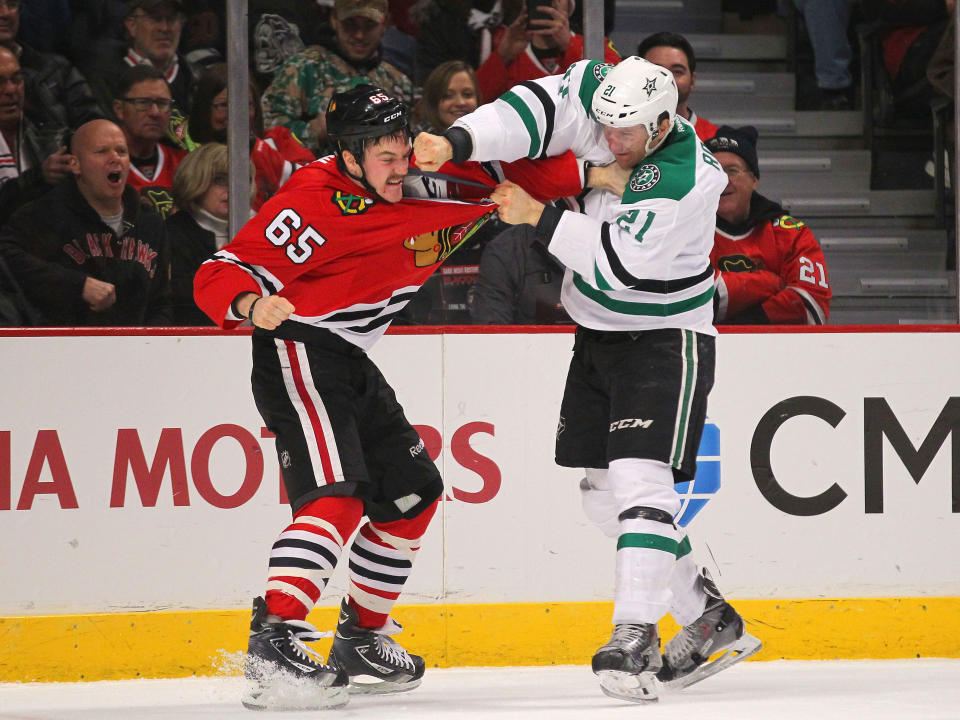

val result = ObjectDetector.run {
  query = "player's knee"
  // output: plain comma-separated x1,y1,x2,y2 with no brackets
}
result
607,457,681,519
579,473,620,538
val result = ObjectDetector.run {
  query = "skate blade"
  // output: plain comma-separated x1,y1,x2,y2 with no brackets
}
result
241,682,350,710
664,632,763,691
347,676,422,695
595,670,659,703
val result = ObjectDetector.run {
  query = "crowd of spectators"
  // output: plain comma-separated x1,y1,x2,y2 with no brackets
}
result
0,0,951,328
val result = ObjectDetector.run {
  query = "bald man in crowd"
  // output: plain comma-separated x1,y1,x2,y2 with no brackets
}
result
0,118,172,326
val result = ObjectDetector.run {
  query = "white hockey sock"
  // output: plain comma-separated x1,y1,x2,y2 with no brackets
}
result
580,467,620,538
608,458,683,625
667,548,708,627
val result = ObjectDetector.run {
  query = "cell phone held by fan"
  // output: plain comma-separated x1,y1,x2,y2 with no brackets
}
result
526,0,550,27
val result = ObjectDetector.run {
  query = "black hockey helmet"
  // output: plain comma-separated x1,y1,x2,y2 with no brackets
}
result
326,83,410,163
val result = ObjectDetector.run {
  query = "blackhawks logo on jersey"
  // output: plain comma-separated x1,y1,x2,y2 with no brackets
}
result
718,254,762,273
629,164,661,193
332,190,374,215
144,188,175,220
774,215,805,230
404,215,492,267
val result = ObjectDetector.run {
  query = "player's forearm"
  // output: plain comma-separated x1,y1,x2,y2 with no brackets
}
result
232,292,261,320
450,101,543,163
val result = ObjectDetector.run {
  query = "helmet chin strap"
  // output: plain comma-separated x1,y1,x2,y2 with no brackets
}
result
338,144,393,204
349,164,392,203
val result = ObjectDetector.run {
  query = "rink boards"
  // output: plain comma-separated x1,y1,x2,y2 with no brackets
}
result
1,326,958,681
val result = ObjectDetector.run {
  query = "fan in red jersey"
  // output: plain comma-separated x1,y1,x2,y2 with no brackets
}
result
707,125,831,325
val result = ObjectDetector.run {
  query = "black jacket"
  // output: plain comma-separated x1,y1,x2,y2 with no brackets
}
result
470,223,569,325
0,114,62,227
166,209,217,326
0,177,172,326
19,42,106,131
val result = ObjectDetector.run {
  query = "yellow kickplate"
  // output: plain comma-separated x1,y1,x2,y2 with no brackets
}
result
0,597,957,682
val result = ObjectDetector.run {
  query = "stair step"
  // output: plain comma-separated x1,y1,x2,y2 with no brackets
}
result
775,190,934,217
756,152,871,195
696,95,793,112
818,228,948,272
610,0,723,50
759,150,870,172
829,301,958,325
685,33,787,61
612,18,722,51
697,72,794,96
824,251,945,272
815,227,947,252
829,269,956,296
708,111,862,137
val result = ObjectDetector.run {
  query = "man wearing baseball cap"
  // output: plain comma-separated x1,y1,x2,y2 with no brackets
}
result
262,0,413,156
85,0,196,149
706,125,832,324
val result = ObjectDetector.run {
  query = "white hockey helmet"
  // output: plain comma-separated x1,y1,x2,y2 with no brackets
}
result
591,56,678,153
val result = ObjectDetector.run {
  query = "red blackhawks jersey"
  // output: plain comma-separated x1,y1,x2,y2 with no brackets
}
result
126,144,187,220
689,109,718,141
711,198,831,325
252,127,316,210
194,153,584,349
476,32,621,103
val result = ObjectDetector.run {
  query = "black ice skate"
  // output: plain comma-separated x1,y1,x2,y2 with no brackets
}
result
657,570,763,690
591,623,661,703
329,599,425,695
242,596,349,711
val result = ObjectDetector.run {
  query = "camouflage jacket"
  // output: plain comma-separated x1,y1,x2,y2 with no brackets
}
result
261,45,413,156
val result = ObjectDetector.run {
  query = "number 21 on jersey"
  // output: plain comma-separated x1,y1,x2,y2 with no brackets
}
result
798,256,828,287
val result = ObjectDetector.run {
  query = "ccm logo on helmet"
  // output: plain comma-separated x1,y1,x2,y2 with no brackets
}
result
383,111,402,122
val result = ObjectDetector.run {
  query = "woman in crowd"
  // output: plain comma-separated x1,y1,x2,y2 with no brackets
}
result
187,63,314,210
167,142,231,326
414,60,481,134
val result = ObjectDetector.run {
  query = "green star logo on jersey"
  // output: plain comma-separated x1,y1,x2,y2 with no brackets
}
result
332,190,374,215
593,63,613,82
629,164,661,193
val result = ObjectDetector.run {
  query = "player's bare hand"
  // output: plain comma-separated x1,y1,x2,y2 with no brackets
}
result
529,3,570,53
498,10,530,64
586,162,631,197
413,132,453,171
490,181,544,226
82,276,116,312
41,146,72,186
250,295,295,330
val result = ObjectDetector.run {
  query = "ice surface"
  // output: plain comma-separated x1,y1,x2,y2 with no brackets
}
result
1,660,958,720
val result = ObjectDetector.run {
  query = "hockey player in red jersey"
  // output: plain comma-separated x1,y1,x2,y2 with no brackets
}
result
193,82,599,710
706,126,831,324
194,85,502,710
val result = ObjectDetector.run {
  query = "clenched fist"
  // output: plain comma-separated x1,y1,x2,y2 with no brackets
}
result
413,132,453,171
237,293,296,330
82,276,116,312
490,181,544,226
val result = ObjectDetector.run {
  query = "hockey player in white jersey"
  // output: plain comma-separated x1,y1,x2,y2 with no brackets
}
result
415,57,762,702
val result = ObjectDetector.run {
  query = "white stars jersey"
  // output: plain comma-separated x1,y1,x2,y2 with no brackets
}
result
452,59,727,334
